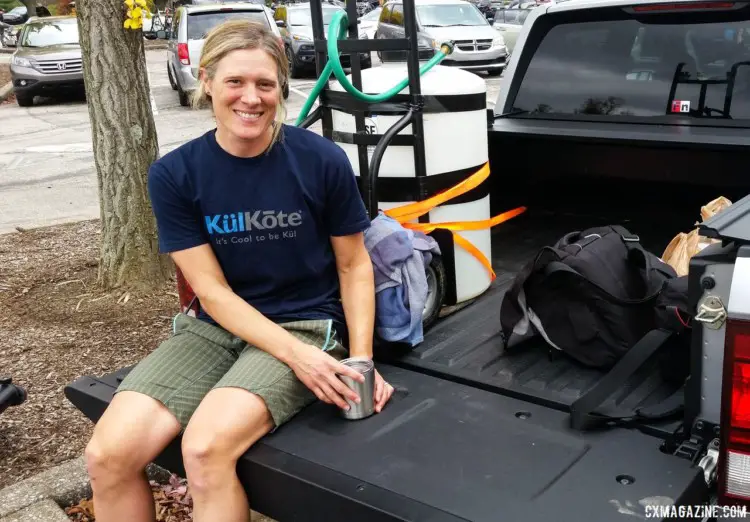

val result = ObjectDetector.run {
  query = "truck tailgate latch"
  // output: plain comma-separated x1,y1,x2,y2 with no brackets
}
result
698,439,720,486
695,295,727,330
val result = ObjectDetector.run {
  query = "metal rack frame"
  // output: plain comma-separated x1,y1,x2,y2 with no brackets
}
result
304,0,430,222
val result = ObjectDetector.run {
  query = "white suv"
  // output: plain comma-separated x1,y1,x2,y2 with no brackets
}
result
157,2,281,107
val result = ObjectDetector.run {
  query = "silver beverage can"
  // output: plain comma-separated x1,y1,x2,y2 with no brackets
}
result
338,357,375,420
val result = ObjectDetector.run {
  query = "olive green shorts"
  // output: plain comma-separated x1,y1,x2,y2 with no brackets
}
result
115,313,348,430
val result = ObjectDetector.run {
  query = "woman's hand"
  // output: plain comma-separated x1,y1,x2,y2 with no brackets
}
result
288,344,365,411
374,369,394,413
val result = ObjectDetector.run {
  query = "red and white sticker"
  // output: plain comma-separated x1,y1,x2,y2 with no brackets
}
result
671,100,691,113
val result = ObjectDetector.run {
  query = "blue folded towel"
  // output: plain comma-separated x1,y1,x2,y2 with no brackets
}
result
364,212,441,346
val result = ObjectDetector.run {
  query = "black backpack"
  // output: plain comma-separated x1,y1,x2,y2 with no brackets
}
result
499,225,693,430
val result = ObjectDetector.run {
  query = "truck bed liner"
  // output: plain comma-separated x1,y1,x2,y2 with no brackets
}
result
378,202,689,437
65,363,706,522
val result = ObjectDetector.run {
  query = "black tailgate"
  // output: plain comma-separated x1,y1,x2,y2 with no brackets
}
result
66,363,706,522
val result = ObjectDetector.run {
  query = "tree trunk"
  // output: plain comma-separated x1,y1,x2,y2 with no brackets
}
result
77,0,173,292
19,0,35,15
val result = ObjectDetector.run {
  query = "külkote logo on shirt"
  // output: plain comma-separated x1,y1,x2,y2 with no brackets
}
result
204,210,302,235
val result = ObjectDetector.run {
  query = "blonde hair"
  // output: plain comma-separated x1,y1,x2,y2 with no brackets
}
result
192,20,289,149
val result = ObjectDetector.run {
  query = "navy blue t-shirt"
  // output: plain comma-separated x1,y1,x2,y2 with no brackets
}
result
147,124,371,333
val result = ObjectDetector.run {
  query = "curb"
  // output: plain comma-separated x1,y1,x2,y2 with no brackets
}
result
0,82,13,103
0,48,13,54
0,456,170,521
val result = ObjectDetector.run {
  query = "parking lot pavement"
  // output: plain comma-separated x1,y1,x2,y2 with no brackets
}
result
0,49,503,235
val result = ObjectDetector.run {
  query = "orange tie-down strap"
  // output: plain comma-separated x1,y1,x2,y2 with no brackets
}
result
383,162,527,281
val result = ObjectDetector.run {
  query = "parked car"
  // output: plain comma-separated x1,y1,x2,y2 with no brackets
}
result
9,15,84,107
491,3,535,54
158,2,281,107
357,5,381,39
274,2,371,78
376,0,507,75
1,5,28,24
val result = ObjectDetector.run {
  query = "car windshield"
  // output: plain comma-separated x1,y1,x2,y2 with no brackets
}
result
361,8,381,21
21,19,78,47
417,3,488,26
187,10,268,39
288,7,341,26
510,12,750,123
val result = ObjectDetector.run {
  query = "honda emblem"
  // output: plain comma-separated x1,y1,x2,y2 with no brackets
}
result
57,62,67,71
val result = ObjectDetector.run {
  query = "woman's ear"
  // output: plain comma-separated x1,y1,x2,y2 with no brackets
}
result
199,68,212,97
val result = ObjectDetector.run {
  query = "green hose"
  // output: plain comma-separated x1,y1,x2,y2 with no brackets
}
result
294,10,452,125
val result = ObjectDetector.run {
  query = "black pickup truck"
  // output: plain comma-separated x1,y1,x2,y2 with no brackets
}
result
65,0,750,520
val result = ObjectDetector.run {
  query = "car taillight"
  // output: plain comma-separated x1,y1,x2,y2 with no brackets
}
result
178,43,190,65
718,318,750,505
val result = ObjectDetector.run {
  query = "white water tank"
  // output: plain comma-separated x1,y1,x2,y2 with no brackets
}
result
329,63,491,304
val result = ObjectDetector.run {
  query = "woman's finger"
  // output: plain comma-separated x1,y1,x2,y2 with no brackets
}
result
319,381,350,411
335,360,366,383
313,387,332,404
374,374,384,403
327,373,360,404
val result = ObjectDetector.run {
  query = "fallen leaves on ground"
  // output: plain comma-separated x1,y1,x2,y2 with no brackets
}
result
65,473,193,522
0,220,177,488
0,63,14,105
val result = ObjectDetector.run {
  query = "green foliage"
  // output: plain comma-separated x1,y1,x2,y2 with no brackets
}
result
0,0,23,12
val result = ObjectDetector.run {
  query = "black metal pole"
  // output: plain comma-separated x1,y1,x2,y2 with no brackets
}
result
309,0,333,140
401,0,429,224
345,0,373,219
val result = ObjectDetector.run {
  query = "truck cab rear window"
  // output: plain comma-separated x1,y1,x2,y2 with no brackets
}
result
511,13,750,122
188,11,268,40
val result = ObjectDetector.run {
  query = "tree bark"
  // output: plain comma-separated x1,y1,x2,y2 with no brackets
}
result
19,0,35,15
77,0,172,291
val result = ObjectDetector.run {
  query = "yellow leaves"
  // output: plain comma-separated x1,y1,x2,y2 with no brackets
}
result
123,0,145,30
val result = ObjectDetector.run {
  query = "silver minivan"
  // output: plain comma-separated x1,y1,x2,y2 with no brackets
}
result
158,2,281,106
376,0,507,76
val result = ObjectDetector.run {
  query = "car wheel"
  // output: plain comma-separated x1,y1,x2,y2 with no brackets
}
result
286,46,302,79
168,65,177,91
15,92,33,107
422,255,446,332
178,88,190,107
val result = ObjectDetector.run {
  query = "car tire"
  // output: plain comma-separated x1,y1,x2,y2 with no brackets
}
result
168,65,177,91
422,255,446,332
15,92,33,107
286,46,302,79
178,87,190,107
486,69,503,77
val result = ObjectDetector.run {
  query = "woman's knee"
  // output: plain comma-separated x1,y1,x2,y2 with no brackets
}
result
85,391,181,485
181,391,273,491
84,430,141,485
181,424,236,486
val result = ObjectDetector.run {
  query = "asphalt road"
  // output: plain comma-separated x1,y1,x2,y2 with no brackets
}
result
0,49,503,234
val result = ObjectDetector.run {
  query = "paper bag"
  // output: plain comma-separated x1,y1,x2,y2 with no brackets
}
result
661,196,732,276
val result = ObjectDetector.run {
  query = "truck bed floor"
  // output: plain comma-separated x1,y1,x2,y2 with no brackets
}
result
379,182,701,436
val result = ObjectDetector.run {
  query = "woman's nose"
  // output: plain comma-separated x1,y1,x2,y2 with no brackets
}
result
241,85,261,104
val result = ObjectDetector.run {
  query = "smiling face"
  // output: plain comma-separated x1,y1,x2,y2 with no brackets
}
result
203,48,281,157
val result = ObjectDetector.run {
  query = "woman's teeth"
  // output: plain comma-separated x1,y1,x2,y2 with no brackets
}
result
235,110,261,121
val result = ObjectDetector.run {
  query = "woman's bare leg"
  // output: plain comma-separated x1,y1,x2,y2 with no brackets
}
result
84,391,182,522
181,387,274,522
